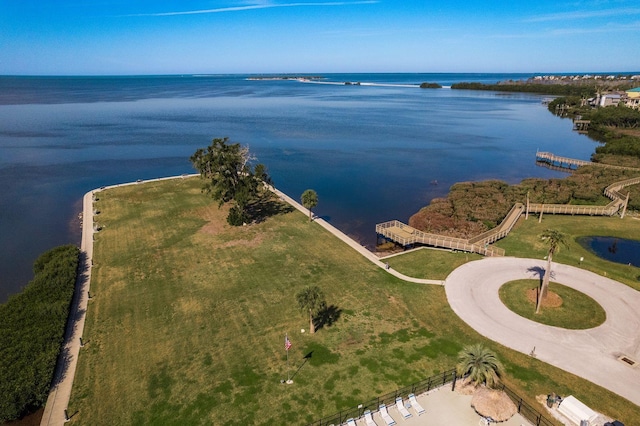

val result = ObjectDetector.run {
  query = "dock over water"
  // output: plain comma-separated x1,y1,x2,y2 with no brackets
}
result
377,152,640,256
535,151,591,169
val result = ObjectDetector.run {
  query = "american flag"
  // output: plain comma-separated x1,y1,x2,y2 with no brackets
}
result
285,335,292,351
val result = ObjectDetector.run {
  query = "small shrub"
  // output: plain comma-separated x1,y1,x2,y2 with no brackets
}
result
227,205,248,226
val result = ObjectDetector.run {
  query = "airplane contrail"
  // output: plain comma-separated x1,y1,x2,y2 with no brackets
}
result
128,1,379,17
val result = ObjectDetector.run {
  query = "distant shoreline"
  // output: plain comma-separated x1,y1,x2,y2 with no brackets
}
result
246,75,323,81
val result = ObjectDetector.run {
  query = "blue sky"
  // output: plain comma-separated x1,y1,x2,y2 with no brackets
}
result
1,0,639,75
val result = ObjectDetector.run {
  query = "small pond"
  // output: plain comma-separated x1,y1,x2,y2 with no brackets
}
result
577,236,640,267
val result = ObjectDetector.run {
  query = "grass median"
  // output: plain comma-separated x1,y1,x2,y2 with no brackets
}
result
69,178,640,425
498,279,606,329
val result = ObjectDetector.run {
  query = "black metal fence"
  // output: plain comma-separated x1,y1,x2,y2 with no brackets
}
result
499,383,555,426
307,369,556,426
307,369,457,426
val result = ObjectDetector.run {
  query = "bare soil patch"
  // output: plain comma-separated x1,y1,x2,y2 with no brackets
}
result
526,288,563,308
191,204,229,235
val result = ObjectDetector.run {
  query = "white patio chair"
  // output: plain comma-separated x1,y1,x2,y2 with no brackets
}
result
363,410,378,426
395,397,412,419
408,393,425,416
378,404,396,426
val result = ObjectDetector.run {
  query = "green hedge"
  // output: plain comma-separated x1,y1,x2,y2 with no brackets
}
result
0,244,80,422
588,104,640,128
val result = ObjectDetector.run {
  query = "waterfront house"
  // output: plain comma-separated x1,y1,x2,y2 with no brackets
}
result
624,87,640,110
599,93,621,107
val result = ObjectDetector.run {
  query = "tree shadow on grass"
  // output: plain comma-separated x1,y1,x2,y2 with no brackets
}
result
527,265,555,288
246,194,294,223
527,266,545,287
313,304,342,332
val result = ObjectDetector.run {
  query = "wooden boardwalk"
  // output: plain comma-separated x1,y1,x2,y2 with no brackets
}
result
375,220,506,257
535,151,591,169
378,152,640,257
536,151,637,171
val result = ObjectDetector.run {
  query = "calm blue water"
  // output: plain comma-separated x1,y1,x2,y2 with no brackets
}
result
0,73,599,301
577,236,640,267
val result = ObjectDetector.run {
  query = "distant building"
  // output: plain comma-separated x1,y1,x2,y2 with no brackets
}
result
625,87,640,110
600,93,621,107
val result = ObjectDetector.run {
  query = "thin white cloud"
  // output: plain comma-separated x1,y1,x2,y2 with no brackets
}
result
489,20,640,38
524,7,640,22
128,1,379,17
548,20,640,35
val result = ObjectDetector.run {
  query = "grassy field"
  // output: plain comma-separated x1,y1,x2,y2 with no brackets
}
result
498,280,606,329
69,178,640,425
385,248,483,280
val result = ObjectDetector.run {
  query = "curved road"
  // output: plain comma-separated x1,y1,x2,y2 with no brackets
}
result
445,257,640,406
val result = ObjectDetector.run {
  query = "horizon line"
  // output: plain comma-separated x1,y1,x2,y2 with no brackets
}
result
2,70,640,78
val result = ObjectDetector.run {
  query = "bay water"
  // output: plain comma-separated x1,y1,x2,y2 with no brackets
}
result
0,73,598,302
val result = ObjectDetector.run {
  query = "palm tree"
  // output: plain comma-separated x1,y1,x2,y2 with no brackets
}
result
537,229,567,314
301,189,318,222
296,285,325,334
456,344,503,388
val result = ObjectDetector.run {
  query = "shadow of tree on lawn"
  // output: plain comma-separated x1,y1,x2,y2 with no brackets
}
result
246,193,294,223
527,265,555,287
313,304,342,332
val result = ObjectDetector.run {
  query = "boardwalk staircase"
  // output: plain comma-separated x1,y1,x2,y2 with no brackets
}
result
377,152,640,257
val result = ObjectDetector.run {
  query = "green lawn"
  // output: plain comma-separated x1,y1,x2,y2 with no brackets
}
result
498,279,606,329
386,248,482,280
69,178,640,425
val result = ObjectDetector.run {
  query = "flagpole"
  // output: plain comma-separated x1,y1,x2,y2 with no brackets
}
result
285,333,293,384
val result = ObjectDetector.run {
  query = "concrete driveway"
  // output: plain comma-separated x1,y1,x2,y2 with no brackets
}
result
445,257,640,406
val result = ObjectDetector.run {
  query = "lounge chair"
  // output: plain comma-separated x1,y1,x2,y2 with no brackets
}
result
378,404,396,426
363,410,377,426
395,397,412,419
408,393,425,416
345,418,356,426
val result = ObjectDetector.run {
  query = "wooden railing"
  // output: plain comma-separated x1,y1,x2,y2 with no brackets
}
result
376,220,505,257
377,153,640,257
527,202,619,216
536,151,591,169
469,203,524,245
536,151,639,171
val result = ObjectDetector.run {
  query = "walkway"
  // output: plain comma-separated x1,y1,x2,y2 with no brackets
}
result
271,186,445,285
536,151,638,171
378,152,640,254
445,257,640,406
40,191,95,426
41,175,193,426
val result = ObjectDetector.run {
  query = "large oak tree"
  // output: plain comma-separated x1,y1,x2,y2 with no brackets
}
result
190,137,271,225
